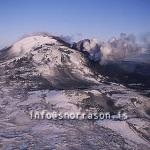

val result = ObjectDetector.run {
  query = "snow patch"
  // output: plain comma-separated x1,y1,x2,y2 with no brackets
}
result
97,120,149,146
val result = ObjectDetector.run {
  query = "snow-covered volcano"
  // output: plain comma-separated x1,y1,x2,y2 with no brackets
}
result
0,34,150,149
0,35,100,90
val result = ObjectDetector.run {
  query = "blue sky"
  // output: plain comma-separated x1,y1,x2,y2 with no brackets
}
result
0,0,150,48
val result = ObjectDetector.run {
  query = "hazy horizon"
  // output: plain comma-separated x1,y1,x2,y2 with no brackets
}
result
0,0,150,48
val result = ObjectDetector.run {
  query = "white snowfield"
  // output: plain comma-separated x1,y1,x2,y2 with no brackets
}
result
9,35,57,56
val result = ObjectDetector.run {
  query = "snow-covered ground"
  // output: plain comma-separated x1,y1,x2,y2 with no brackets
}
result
0,35,149,149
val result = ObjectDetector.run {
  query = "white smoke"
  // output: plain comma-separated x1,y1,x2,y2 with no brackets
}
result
100,43,112,64
75,39,101,62
59,35,73,43
1,32,150,64
141,32,150,52
83,39,98,52
100,33,142,64
76,33,147,64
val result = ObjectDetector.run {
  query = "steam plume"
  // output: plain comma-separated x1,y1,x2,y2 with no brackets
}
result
76,33,149,64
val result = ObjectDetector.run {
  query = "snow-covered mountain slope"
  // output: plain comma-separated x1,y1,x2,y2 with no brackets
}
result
0,35,100,90
0,35,150,149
